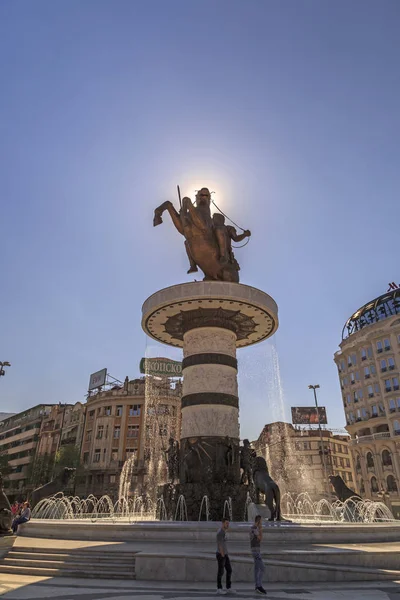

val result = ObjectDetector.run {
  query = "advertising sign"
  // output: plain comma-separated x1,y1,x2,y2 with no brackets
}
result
291,406,327,425
88,368,107,391
140,357,182,377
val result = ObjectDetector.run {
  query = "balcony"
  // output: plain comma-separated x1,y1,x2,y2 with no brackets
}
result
365,374,371,379
381,367,387,373
350,431,391,445
385,346,391,352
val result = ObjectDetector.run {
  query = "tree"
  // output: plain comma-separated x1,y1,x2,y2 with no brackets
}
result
0,452,12,476
54,444,81,475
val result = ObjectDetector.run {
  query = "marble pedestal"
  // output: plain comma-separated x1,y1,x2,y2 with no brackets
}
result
142,281,278,520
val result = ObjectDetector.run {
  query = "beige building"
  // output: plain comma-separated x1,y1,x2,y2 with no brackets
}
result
34,402,86,486
0,405,55,500
334,287,400,517
253,422,354,499
76,376,181,499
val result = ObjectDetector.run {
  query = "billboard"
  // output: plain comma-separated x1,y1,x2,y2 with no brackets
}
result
140,357,182,377
291,406,327,425
88,368,107,391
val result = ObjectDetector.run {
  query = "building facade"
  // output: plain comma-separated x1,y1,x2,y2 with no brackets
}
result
334,288,400,517
76,377,181,499
253,422,355,500
0,405,55,500
34,402,86,486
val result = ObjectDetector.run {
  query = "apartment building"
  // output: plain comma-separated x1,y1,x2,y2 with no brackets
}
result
0,405,54,500
253,421,354,499
76,376,182,499
334,287,400,516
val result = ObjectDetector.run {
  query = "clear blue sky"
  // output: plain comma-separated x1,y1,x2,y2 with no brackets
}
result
1,1,399,440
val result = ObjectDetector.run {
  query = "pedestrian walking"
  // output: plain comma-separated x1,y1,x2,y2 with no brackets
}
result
250,515,266,595
216,517,234,595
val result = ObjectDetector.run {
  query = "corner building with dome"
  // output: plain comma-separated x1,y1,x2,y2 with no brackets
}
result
334,287,400,518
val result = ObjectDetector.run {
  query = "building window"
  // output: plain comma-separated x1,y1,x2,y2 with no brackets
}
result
103,448,106,461
113,426,121,439
388,358,395,371
367,385,374,398
374,383,380,394
110,475,116,484
385,379,392,392
86,429,92,442
382,449,392,466
371,365,377,375
366,452,374,468
390,399,396,412
372,405,378,416
393,377,399,391
127,425,139,438
361,348,367,361
96,425,104,439
347,356,352,367
346,458,350,468
350,373,355,384
346,394,351,404
384,338,391,351
394,420,400,434
360,478,365,494
83,452,89,464
104,406,112,416
387,475,398,492
125,448,137,461
343,445,348,454
93,449,101,463
379,403,385,415
396,398,400,409
355,371,360,381
364,366,370,378
377,341,383,353
111,449,119,461
367,347,373,359
88,410,95,420
370,476,379,493
116,406,123,417
129,405,141,417
348,472,353,483
381,359,387,372
340,360,345,372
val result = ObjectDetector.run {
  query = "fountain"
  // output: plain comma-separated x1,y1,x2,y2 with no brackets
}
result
18,185,400,586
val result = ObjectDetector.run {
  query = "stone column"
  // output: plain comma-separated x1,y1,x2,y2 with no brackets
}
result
180,326,240,484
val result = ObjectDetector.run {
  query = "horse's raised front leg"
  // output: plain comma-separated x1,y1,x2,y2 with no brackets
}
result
153,201,184,235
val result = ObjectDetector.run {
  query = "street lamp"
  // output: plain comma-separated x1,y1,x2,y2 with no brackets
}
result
0,362,11,378
308,384,329,495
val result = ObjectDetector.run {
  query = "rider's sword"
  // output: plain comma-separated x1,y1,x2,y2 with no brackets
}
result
177,185,182,209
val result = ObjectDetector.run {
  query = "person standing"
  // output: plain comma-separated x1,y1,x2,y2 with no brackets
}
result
12,501,31,534
216,517,234,595
250,515,266,595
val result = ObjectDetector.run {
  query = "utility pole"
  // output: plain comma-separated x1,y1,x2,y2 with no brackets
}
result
308,384,329,496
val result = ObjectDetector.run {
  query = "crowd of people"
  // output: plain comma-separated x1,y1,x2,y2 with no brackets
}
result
10,500,31,534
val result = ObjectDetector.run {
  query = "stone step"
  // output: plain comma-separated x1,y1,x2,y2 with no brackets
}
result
7,551,134,565
12,546,136,557
0,565,136,579
3,558,135,572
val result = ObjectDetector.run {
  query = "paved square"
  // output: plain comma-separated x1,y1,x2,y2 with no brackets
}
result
1,576,400,600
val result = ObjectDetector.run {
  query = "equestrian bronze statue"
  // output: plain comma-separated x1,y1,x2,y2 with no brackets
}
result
153,188,251,283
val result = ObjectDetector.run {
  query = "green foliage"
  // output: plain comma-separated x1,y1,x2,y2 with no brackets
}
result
28,454,54,488
54,444,81,475
0,452,12,477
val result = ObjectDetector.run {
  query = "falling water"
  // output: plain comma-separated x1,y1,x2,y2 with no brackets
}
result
198,495,210,521
174,494,188,521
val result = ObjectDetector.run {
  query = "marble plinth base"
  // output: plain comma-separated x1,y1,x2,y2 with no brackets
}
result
161,482,250,522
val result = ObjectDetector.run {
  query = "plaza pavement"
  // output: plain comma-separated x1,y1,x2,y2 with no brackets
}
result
0,575,400,600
